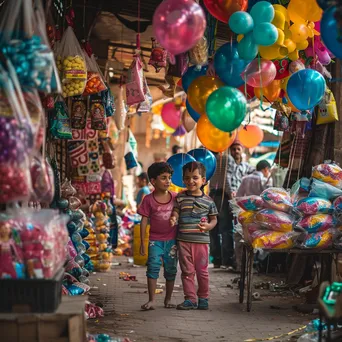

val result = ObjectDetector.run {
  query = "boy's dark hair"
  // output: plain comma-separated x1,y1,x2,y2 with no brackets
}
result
256,160,271,171
138,172,149,183
172,145,181,155
147,162,174,181
182,161,206,178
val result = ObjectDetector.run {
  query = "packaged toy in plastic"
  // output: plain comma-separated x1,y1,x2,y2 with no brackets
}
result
296,214,336,233
299,229,335,249
312,163,342,189
255,209,294,232
295,197,332,216
234,196,264,212
309,178,342,200
261,188,293,213
251,230,299,249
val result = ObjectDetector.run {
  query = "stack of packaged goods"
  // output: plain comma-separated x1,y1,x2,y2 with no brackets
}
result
234,162,342,250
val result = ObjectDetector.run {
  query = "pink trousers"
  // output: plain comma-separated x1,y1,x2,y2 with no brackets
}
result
178,241,209,302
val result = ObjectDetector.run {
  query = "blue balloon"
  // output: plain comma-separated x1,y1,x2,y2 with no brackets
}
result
167,153,196,187
253,23,278,46
250,1,275,25
187,148,217,181
321,6,342,59
316,0,330,10
214,42,250,87
237,33,258,60
229,12,254,35
286,69,326,111
182,65,208,93
186,99,200,122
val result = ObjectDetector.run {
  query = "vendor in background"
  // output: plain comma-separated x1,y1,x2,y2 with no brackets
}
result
172,144,182,155
136,172,151,208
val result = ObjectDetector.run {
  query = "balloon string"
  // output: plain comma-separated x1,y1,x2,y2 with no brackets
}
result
286,133,298,190
258,54,263,110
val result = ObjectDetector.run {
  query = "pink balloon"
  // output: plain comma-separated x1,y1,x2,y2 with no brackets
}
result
241,59,277,88
161,102,181,129
153,0,206,56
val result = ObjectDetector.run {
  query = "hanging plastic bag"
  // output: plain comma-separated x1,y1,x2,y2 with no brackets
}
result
114,85,127,131
317,88,338,125
89,93,107,130
83,51,107,96
50,95,72,139
148,38,167,72
124,142,138,170
101,141,115,170
126,55,145,105
57,26,87,97
312,163,342,189
0,62,33,203
137,76,152,113
70,96,87,129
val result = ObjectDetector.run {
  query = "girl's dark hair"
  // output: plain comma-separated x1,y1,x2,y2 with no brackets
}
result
182,161,206,178
147,162,174,181
138,172,149,183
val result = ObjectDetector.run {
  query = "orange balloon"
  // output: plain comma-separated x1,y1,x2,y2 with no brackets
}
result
237,125,264,148
196,115,236,153
187,76,224,115
254,79,282,102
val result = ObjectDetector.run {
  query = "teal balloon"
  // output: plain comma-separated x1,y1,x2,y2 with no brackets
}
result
253,23,278,46
186,99,200,122
182,65,208,93
321,6,342,59
206,87,247,133
286,69,326,111
229,12,254,35
250,1,275,25
214,41,250,87
237,33,258,60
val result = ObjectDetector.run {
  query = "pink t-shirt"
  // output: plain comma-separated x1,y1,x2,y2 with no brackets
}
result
138,191,177,241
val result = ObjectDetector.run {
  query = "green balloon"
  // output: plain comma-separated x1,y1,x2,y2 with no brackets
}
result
206,87,247,133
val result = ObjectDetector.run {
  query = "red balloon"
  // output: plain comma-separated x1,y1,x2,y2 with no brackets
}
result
238,84,254,99
203,0,248,23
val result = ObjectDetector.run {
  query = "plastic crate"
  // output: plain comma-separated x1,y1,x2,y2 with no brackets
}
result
0,268,64,313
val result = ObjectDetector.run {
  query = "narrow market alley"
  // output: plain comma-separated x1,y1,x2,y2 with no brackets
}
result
87,258,313,342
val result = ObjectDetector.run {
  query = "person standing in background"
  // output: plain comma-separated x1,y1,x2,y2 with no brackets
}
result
136,172,151,209
171,145,182,155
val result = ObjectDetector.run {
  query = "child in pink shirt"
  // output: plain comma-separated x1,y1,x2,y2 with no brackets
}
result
138,162,177,310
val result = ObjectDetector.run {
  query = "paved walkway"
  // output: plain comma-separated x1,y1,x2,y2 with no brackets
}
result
87,257,313,342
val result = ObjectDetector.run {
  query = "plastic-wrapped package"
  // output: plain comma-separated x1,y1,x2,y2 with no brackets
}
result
70,96,87,129
148,38,167,72
295,197,332,216
299,229,335,249
251,230,300,249
126,55,145,106
83,52,107,96
90,93,107,130
189,36,208,66
237,211,255,225
312,163,342,188
101,85,115,117
290,177,311,204
50,96,72,139
309,178,342,200
114,86,127,131
333,196,342,211
255,209,294,232
296,214,336,233
56,27,87,97
234,196,264,212
261,188,293,213
0,63,34,203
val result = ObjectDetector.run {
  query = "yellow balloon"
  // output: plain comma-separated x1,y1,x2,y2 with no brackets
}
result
163,122,176,133
287,0,323,23
272,11,285,30
288,50,299,61
196,115,236,153
283,39,296,53
296,40,309,51
259,45,282,60
275,29,285,45
169,183,185,193
187,76,224,116
273,5,290,23
290,23,309,43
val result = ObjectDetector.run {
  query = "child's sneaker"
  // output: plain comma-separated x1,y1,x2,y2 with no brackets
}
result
176,299,198,310
198,298,209,310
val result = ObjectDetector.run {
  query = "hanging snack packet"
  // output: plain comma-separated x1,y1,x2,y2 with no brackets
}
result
114,85,127,131
126,55,145,106
148,38,167,72
70,96,87,129
57,27,87,97
89,93,107,130
83,52,107,96
101,85,115,117
50,96,72,139
317,88,338,125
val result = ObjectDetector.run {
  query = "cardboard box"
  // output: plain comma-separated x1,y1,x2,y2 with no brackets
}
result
0,296,87,342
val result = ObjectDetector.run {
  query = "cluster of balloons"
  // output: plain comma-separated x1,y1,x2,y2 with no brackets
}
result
229,2,279,60
167,148,217,188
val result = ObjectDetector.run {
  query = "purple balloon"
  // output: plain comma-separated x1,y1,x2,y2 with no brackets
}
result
173,125,187,137
153,0,206,56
